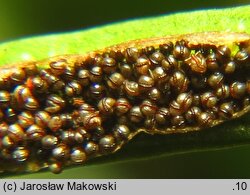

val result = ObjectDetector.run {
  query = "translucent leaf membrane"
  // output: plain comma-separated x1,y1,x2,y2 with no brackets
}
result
0,6,250,66
0,32,249,174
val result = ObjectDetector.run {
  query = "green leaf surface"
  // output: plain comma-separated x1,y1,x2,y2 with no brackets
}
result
1,5,250,178
0,5,250,65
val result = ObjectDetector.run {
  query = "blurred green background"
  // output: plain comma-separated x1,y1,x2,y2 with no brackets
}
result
0,0,250,42
1,0,250,179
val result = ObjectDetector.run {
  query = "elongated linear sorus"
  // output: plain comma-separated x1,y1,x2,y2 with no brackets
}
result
0,32,250,174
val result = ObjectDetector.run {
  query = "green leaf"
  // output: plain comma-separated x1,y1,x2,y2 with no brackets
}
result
0,5,250,65
1,5,250,178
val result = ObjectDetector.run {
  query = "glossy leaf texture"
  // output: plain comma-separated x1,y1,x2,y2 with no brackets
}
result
1,5,250,178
